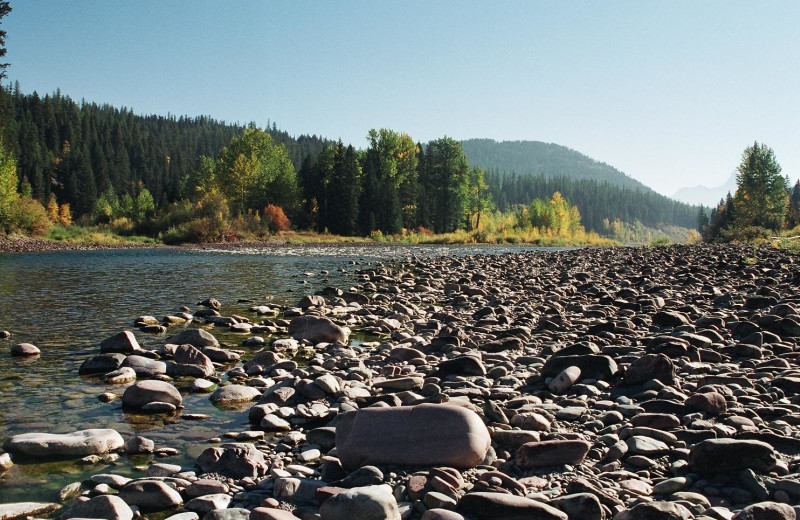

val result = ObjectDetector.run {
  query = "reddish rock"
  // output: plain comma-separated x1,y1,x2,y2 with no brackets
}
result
335,404,490,470
515,440,592,469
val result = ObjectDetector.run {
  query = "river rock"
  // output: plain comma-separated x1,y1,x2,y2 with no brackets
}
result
124,435,155,454
122,354,167,377
79,353,125,375
732,501,796,520
173,344,215,376
548,366,581,393
165,329,219,348
689,439,777,474
335,404,490,469
289,315,350,344
624,353,676,385
105,366,137,384
195,443,269,479
118,479,183,511
10,343,39,356
209,384,260,404
456,492,568,520
318,484,400,520
0,502,60,520
122,380,182,409
61,494,134,520
3,428,124,458
617,500,694,520
100,331,140,354
515,440,592,469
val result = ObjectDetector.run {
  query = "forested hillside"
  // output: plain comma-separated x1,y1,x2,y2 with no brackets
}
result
485,170,698,232
0,84,331,216
0,85,698,243
462,138,650,191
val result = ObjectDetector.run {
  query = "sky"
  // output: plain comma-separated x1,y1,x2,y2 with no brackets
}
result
3,1,799,197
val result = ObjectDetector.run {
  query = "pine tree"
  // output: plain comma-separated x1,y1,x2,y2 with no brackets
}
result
733,142,788,230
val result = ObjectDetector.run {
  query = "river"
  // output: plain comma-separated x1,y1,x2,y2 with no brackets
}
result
0,244,542,502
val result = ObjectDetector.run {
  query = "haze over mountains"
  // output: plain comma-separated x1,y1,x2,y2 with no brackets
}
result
672,172,737,208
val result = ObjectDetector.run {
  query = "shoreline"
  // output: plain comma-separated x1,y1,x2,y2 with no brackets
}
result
0,235,595,255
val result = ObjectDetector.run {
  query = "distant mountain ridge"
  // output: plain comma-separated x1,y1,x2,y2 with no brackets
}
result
672,172,737,207
461,138,652,192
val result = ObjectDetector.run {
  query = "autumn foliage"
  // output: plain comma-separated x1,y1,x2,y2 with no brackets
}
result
263,204,290,232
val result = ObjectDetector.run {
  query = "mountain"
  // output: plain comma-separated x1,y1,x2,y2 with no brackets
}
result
672,172,737,207
461,138,652,192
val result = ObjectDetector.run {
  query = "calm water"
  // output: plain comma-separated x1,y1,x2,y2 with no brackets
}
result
0,244,538,502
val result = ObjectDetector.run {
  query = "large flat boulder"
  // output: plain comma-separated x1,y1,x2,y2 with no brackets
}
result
288,315,350,344
61,494,133,520
335,404,490,470
0,502,60,520
689,439,777,474
3,428,124,458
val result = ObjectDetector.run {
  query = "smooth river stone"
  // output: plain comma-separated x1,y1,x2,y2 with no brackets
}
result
335,404,491,470
288,315,350,344
515,440,592,469
209,384,261,404
10,343,40,356
100,330,140,354
689,439,777,474
456,492,568,520
122,380,182,409
165,328,219,348
118,479,183,512
3,428,124,458
318,484,400,520
62,495,134,520
0,502,60,520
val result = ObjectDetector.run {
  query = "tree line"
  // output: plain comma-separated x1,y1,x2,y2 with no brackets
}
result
485,170,698,233
0,85,703,242
698,142,800,242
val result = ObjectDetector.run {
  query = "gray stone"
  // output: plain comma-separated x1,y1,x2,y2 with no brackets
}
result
3,428,124,458
209,384,260,404
318,484,400,520
118,479,183,512
79,353,125,375
0,502,60,520
689,439,777,474
100,331,140,354
122,380,182,409
121,354,167,377
10,343,40,356
732,501,796,520
165,329,220,348
289,315,350,344
202,509,250,520
184,494,232,515
456,492,568,520
62,494,134,520
195,443,269,480
335,404,491,470
515,440,592,469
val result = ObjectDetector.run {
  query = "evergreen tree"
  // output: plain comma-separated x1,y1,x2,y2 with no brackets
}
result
787,180,800,229
0,1,10,80
733,142,788,230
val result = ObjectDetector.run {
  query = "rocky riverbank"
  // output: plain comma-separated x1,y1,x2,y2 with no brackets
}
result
0,236,162,254
2,244,800,520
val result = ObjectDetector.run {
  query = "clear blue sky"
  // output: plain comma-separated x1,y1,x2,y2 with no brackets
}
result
4,1,799,196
